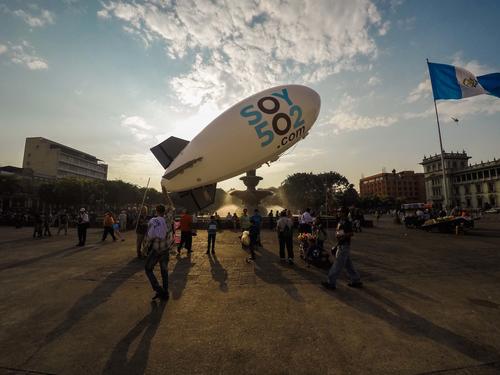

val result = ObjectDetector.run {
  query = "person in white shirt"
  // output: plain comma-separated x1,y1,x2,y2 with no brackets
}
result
144,205,173,301
76,208,89,247
300,208,313,233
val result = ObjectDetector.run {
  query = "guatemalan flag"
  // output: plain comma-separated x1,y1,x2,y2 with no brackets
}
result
427,62,500,100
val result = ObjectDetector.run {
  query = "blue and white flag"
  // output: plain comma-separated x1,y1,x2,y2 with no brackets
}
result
427,62,500,100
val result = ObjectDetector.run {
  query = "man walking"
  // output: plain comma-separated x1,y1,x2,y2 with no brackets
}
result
276,211,294,264
177,209,193,254
322,207,363,290
77,208,89,246
240,208,251,232
119,210,127,232
102,211,116,242
135,207,149,258
145,205,172,301
251,208,262,247
206,215,217,254
57,210,69,235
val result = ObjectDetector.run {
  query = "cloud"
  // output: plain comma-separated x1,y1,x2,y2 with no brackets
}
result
120,115,154,141
367,75,381,86
438,96,500,122
5,41,48,70
323,94,398,133
99,0,389,108
12,6,55,27
406,78,431,103
0,44,7,55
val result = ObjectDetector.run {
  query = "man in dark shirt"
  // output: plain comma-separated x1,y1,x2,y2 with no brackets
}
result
322,207,362,290
135,207,149,258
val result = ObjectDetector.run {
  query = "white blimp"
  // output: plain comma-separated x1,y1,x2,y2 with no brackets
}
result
151,84,321,211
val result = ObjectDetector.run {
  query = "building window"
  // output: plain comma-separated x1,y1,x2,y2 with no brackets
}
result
477,196,483,208
492,169,497,177
466,198,471,207
472,172,477,180
464,185,470,194
488,182,495,193
478,171,483,179
476,184,482,193
484,170,490,178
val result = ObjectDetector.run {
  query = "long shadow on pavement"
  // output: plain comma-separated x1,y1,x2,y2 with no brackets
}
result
0,245,92,272
170,255,194,300
252,246,305,302
208,254,228,292
42,259,143,346
103,301,166,375
333,287,500,363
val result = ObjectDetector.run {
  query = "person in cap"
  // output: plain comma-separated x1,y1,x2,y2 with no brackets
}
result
77,208,90,247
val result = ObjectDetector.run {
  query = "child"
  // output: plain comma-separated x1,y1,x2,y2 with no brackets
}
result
113,220,125,241
206,215,217,254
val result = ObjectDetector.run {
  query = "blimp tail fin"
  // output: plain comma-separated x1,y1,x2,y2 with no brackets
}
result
173,184,217,212
150,136,189,169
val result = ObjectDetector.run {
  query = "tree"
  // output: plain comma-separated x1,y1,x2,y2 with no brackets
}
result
281,171,352,211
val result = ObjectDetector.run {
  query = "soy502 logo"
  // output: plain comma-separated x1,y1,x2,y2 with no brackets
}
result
240,88,306,148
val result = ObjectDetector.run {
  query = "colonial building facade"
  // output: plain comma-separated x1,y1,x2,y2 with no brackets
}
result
421,151,500,210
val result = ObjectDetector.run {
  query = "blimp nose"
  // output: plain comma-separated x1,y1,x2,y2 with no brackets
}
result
299,85,321,125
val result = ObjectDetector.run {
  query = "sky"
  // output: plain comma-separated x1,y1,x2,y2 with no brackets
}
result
1,0,499,192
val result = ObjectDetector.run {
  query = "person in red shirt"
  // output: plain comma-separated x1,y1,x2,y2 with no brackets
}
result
177,209,193,254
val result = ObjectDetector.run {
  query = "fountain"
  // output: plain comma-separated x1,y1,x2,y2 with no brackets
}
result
230,169,273,213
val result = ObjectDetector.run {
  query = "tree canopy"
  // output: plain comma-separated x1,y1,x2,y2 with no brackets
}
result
280,171,352,212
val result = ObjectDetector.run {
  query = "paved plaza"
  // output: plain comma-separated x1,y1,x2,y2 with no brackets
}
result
0,216,499,374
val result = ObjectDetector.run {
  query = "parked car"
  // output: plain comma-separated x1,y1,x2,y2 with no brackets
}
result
484,208,500,214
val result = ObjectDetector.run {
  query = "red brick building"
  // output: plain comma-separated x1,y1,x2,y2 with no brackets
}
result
359,170,426,202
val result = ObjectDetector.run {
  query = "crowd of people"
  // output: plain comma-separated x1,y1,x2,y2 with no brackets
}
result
2,203,366,301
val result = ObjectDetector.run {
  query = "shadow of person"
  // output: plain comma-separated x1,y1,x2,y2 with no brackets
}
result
251,245,304,302
43,259,143,346
170,254,194,300
208,254,228,292
104,301,166,374
334,287,500,363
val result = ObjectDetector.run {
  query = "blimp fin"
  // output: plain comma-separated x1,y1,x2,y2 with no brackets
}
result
150,136,189,169
172,183,217,213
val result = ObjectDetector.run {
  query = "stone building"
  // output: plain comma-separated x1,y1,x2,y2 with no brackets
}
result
420,151,500,210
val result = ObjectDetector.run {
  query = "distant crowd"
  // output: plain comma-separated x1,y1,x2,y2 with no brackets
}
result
1,204,368,300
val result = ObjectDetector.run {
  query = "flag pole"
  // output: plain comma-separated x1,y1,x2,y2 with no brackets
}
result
135,177,151,232
427,58,449,211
